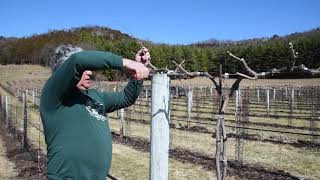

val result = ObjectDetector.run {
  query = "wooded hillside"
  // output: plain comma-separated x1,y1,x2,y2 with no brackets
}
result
0,26,319,77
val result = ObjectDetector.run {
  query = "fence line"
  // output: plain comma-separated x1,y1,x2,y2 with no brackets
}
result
9,84,319,143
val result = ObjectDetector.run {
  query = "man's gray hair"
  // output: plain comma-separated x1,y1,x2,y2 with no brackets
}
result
50,44,83,72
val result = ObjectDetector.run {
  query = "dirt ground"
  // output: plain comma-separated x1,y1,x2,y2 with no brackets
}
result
0,135,18,180
0,124,47,180
112,133,300,180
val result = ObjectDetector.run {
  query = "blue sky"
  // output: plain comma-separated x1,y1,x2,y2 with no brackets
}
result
0,0,319,44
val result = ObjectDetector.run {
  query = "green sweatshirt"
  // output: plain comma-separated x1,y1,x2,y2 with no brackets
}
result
40,51,143,180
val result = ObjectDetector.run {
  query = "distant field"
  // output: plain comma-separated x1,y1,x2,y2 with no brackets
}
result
1,64,320,88
0,64,50,81
170,77,320,87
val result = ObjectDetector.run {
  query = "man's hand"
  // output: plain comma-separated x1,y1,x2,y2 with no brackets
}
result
77,70,93,91
135,47,151,66
123,59,150,80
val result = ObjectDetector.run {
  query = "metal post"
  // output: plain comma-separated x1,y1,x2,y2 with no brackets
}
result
5,96,9,128
257,88,260,102
236,90,239,112
32,90,35,106
187,86,193,128
150,73,170,180
285,87,288,98
291,88,295,108
120,108,125,137
235,90,239,114
266,89,270,115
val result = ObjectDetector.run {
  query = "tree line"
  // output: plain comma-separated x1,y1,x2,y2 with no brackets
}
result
0,26,319,79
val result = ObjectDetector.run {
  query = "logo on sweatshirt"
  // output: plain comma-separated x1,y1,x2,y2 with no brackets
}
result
85,99,107,121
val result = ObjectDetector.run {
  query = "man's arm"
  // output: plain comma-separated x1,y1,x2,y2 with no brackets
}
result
103,55,150,113
41,51,147,110
102,79,143,113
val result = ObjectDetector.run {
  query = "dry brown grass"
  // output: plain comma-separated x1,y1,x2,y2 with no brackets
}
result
110,143,215,180
0,65,50,82
109,117,320,180
0,136,18,180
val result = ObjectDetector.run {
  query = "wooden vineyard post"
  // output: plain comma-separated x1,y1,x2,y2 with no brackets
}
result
0,96,4,122
150,73,170,180
22,92,28,150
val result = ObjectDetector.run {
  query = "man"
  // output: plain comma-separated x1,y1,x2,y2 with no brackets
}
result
40,44,150,180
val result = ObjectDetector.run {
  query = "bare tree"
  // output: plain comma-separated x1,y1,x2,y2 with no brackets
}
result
227,42,320,79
